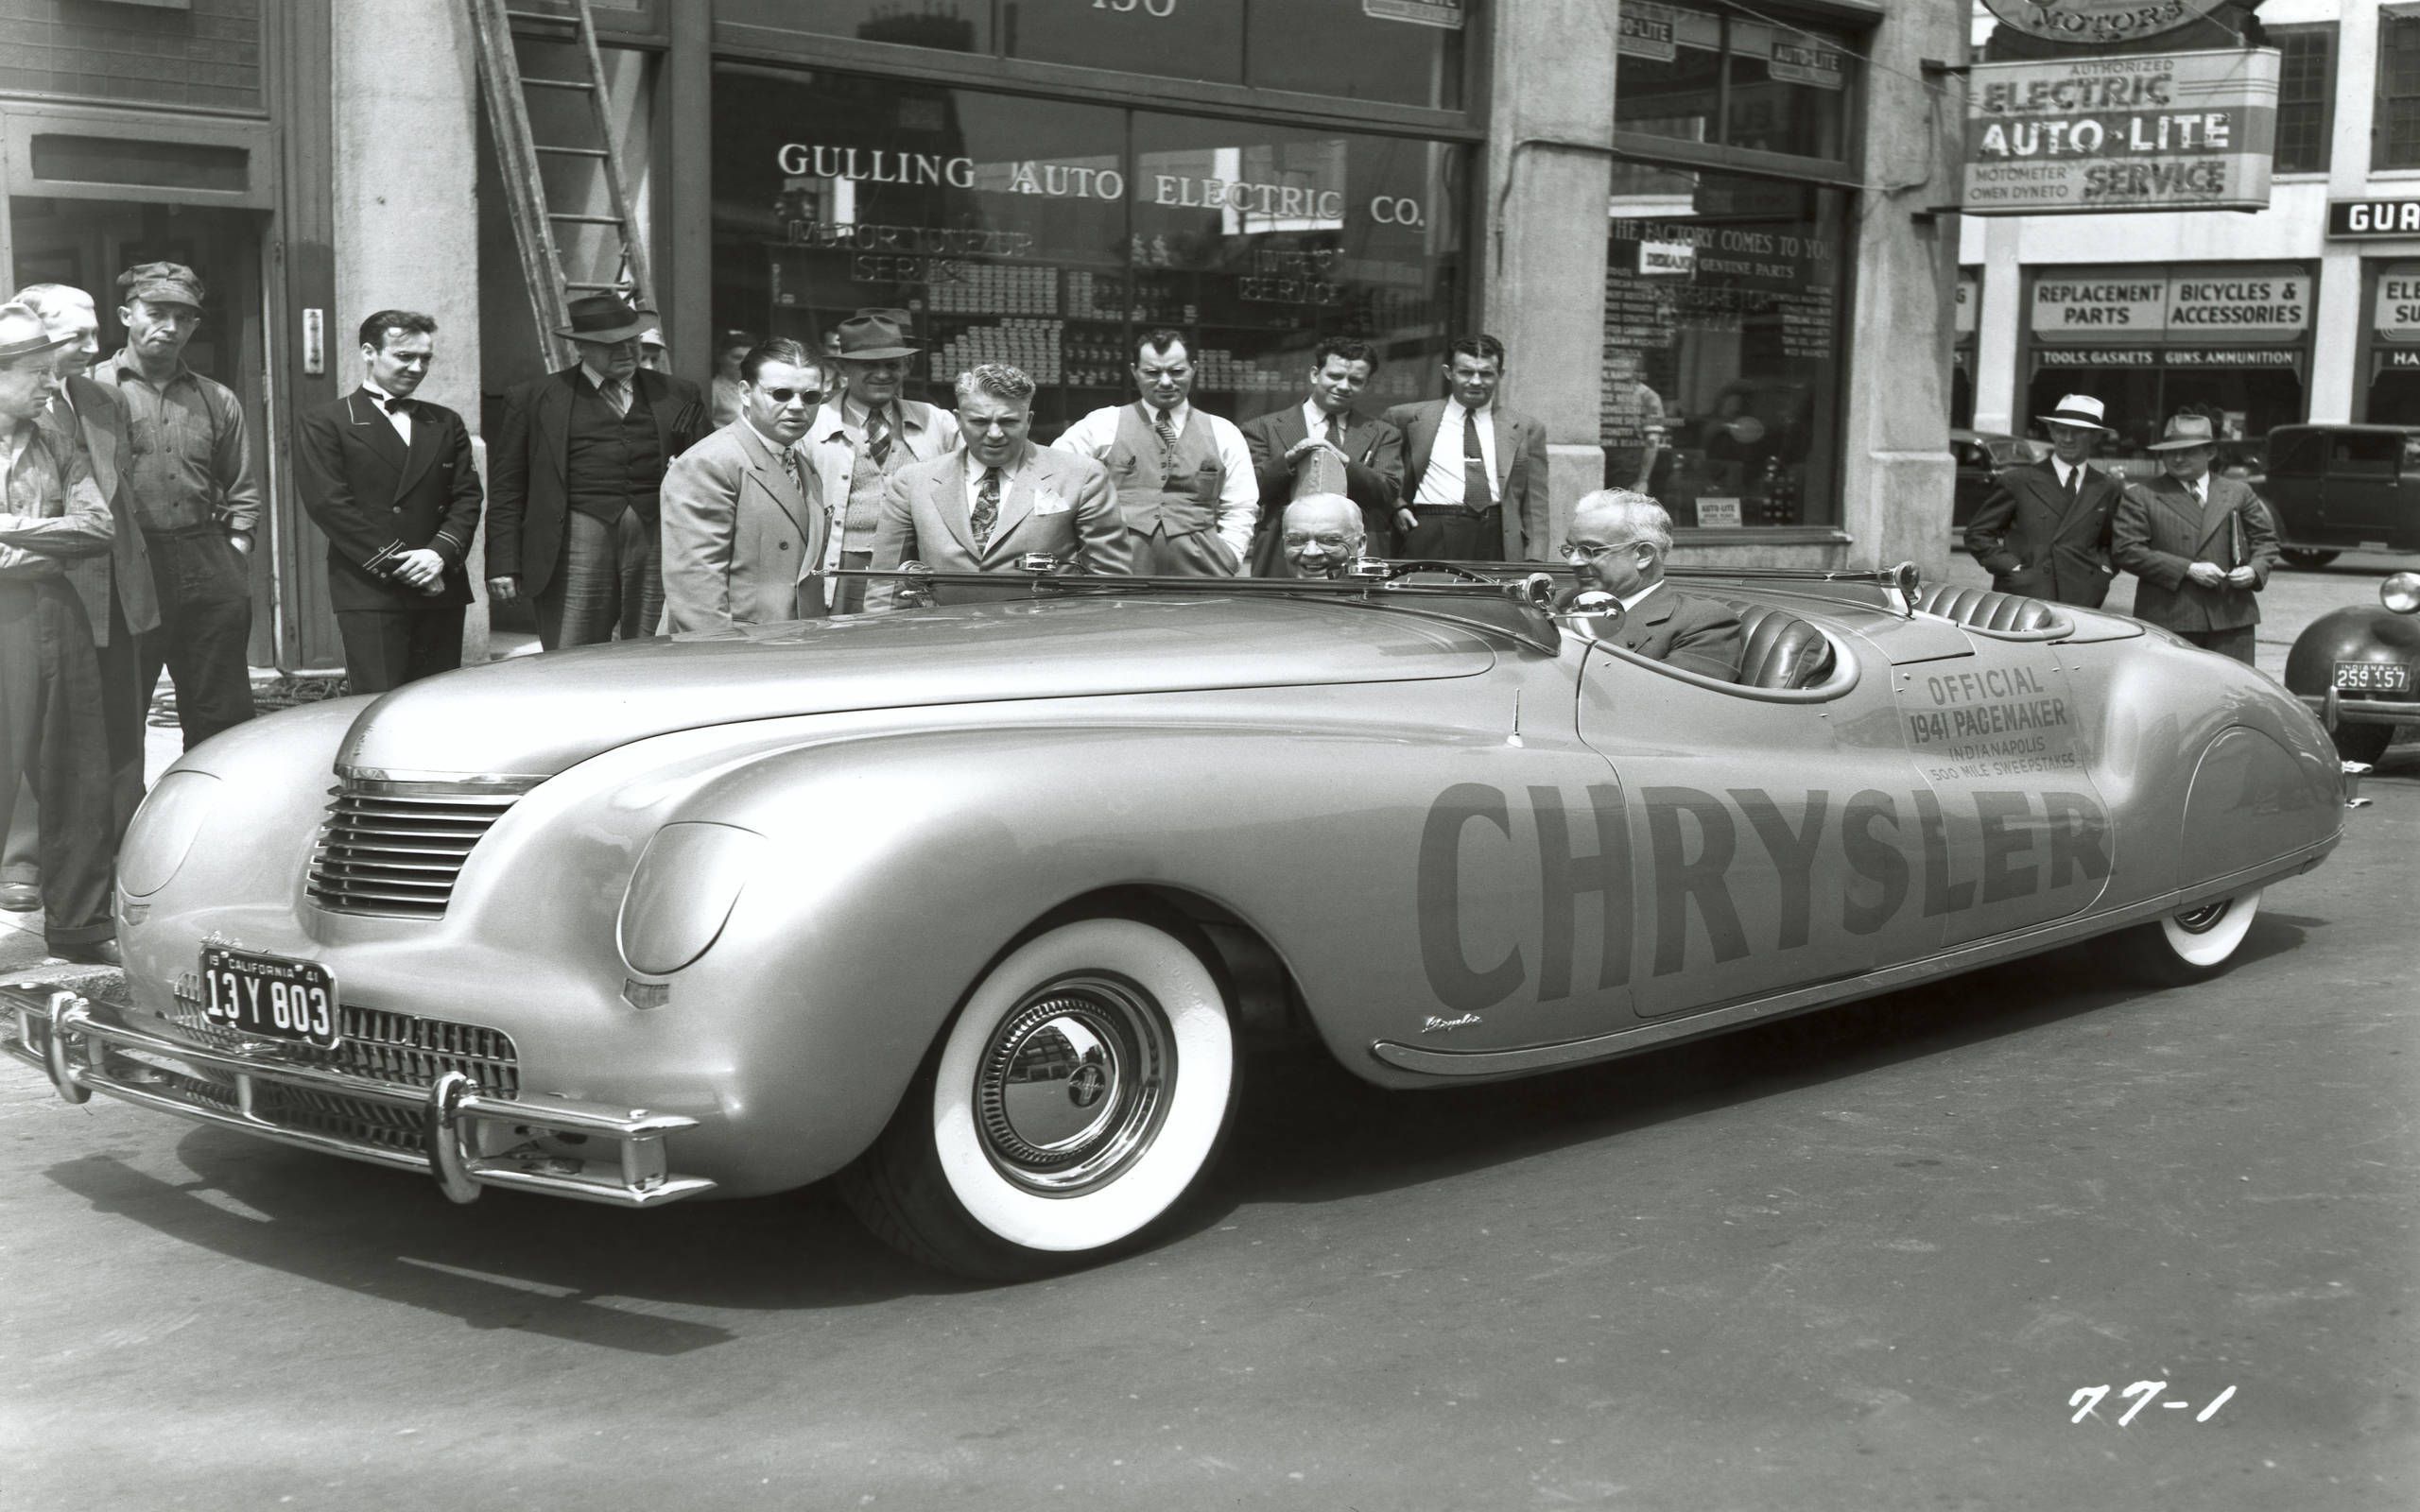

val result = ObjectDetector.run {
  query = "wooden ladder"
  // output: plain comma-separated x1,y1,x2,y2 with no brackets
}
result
466,0,656,369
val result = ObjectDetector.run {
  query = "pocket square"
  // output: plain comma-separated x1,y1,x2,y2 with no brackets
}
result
1034,491,1072,516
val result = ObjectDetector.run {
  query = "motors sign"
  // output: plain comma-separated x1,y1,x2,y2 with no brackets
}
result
1963,48,2280,215
1981,1,2231,45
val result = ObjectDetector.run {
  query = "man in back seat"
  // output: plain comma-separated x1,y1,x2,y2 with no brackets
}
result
1564,489,1741,682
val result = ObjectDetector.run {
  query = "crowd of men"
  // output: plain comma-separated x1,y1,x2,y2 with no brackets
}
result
0,275,2289,969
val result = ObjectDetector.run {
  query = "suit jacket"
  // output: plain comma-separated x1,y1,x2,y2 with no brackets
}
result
1238,403,1405,564
1380,399,1551,559
2112,472,2280,633
56,376,160,645
294,388,484,611
1605,584,1744,682
1963,457,2122,610
659,419,831,632
870,443,1130,607
487,367,707,594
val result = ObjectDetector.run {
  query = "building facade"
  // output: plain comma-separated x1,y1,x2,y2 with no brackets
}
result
1960,0,2405,464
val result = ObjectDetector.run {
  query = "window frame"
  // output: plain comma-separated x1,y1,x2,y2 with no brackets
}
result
2377,6,2420,172
2270,22,2336,176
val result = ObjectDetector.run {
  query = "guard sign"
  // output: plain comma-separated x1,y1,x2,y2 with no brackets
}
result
1963,47,2280,216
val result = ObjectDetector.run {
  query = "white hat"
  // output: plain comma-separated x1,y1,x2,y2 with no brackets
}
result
2036,394,2113,433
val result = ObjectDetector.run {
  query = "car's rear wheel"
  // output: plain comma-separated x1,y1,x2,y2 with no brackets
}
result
2279,548,2340,570
2122,887,2262,985
839,913,1239,1280
2326,716,2394,766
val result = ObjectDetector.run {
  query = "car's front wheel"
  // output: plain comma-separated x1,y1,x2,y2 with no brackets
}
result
2122,887,2262,986
840,913,1239,1280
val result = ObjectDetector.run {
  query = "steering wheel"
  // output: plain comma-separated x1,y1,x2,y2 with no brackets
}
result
1381,559,1497,585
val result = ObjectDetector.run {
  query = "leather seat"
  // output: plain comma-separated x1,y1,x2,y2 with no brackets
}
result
1915,583,2061,633
1732,603,1836,690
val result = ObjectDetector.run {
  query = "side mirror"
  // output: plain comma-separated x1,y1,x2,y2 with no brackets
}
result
1551,589,1627,638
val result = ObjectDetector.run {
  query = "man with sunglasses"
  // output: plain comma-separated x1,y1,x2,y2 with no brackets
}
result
1563,488,1741,682
660,340,843,633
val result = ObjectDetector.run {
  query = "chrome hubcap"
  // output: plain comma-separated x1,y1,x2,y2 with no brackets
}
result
2172,900,2231,935
974,974,1172,1194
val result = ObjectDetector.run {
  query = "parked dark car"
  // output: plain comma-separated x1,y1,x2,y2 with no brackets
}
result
2254,424,2420,568
1949,428,2048,530
2285,570,2420,765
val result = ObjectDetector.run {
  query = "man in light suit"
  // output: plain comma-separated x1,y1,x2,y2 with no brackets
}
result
1964,392,2123,609
660,340,838,632
805,308,961,613
1564,489,1741,682
294,311,484,694
1239,337,1404,571
1381,335,1550,562
0,283,163,911
2113,411,2280,665
872,363,1129,607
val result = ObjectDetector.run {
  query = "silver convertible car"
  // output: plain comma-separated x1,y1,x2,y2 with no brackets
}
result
4,564,2353,1278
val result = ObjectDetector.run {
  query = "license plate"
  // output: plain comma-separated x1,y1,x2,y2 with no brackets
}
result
2333,661,2413,694
201,947,340,1049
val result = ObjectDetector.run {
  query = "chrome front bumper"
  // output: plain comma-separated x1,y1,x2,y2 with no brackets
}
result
2302,688,2420,733
2,977,715,1209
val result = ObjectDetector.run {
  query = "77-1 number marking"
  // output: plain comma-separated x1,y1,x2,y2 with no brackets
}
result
2069,1382,2236,1424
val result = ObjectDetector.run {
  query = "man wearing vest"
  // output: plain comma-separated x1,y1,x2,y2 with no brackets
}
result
1051,329,1256,576
487,293,707,648
1381,334,1550,562
805,308,960,613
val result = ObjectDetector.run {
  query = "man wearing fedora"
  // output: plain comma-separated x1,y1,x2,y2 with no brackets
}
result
0,301,121,964
488,292,708,649
1965,393,2124,609
95,261,259,750
2113,410,2280,664
805,308,960,613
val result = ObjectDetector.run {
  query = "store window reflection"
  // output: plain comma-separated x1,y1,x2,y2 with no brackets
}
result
1616,3,1852,163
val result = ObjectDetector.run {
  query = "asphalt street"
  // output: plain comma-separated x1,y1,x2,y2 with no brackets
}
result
1,557,2412,1510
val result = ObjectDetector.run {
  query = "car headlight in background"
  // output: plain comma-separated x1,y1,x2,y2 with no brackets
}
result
617,822,767,977
2382,572,2420,616
118,770,223,897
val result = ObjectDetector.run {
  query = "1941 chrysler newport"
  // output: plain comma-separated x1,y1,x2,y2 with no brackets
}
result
3,562,2356,1279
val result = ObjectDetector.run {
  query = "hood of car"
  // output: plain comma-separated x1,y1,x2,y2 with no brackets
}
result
336,593,1498,777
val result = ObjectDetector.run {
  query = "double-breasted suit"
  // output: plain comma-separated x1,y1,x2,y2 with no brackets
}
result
1380,399,1551,561
1963,456,2123,609
294,387,484,692
659,419,842,632
870,443,1130,607
1238,404,1404,570
2112,472,2280,656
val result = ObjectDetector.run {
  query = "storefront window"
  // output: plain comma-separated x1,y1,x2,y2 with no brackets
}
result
2023,264,2313,462
717,0,991,54
1616,3,1855,163
2367,260,2420,424
710,65,1466,432
1601,169,1851,530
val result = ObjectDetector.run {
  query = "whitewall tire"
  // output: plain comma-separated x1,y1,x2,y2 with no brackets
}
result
2126,888,2262,984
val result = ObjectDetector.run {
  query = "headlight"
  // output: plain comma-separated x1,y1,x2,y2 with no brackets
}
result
119,770,222,896
616,822,766,976
2383,572,2420,616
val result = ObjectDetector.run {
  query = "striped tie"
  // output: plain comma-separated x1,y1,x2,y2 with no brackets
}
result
972,466,1001,548
1152,405,1180,466
865,404,892,467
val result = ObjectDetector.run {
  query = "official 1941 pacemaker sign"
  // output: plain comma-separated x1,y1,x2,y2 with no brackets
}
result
3,562,2354,1279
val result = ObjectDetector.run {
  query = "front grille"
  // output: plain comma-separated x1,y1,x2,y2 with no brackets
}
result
306,775,536,919
162,992,522,1097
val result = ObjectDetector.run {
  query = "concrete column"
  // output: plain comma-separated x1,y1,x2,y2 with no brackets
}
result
331,0,489,662
1481,0,1619,553
1974,216,2026,437
1834,2,1965,583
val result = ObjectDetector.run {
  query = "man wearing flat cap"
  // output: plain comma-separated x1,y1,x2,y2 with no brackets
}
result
488,292,707,648
1965,393,2124,609
2113,411,2280,664
0,301,122,964
95,261,260,750
804,309,959,613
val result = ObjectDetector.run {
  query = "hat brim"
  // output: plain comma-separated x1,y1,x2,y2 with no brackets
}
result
556,317,656,344
2147,436,2220,451
834,344,921,360
2035,413,2114,433
0,330,76,364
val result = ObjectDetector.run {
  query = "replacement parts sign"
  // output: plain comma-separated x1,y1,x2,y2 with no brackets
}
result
1962,47,2279,216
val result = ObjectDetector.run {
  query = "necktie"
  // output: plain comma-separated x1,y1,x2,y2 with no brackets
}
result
1152,405,1180,467
866,405,893,467
1461,407,1491,512
599,377,631,418
972,466,1001,548
780,443,806,499
1324,414,1343,449
2062,465,2080,508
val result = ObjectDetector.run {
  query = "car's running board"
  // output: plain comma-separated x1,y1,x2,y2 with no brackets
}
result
1370,840,2338,1079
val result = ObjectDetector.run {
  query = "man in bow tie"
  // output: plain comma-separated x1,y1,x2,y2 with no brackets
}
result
294,311,483,693
487,292,707,648
2113,410,2280,664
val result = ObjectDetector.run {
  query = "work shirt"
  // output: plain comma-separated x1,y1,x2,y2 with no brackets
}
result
95,348,261,535
1409,398,1502,508
0,416,112,581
